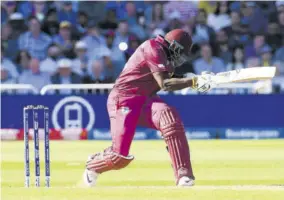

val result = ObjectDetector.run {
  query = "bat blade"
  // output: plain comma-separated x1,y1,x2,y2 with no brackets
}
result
212,67,276,84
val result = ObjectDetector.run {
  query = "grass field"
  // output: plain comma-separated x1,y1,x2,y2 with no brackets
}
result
1,140,284,200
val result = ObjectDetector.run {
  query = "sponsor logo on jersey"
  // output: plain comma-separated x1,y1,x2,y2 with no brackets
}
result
120,107,130,115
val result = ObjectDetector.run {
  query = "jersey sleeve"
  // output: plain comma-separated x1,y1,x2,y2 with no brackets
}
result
145,43,172,73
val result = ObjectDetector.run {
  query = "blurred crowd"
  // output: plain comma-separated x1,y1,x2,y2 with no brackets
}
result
1,1,284,93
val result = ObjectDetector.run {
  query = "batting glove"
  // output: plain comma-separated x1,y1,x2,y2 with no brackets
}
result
192,71,216,93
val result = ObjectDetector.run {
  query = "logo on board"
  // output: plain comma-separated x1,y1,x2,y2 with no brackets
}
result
52,96,95,131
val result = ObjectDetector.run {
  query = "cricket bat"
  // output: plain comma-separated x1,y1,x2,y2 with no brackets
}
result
211,67,276,84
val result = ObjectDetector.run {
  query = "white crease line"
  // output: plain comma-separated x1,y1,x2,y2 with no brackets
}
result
74,185,284,190
17,185,284,190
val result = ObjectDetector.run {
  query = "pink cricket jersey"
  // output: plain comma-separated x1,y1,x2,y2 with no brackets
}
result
114,36,174,96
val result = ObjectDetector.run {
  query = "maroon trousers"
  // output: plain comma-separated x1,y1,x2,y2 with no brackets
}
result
106,90,194,182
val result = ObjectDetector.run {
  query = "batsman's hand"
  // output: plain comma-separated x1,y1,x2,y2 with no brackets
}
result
192,71,216,93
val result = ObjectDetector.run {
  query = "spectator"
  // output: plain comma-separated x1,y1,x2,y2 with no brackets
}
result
164,1,198,22
18,58,51,92
224,11,249,48
75,11,89,37
8,12,27,39
42,8,59,36
198,1,218,15
244,33,266,59
266,20,282,51
0,0,283,94
51,58,81,94
257,1,276,18
106,2,147,19
78,1,105,23
15,50,31,73
124,2,138,26
207,1,232,32
99,10,118,31
1,68,16,84
32,1,47,22
19,16,52,60
100,48,115,83
72,41,89,76
237,19,252,46
82,21,107,60
113,21,131,48
105,30,126,79
17,1,33,19
193,44,226,74
147,2,167,31
82,59,106,84
279,11,284,34
109,2,147,41
216,29,232,64
1,46,19,80
241,2,268,34
52,58,81,83
130,9,147,40
274,61,284,77
227,46,245,70
40,45,61,75
105,1,127,20
230,11,243,31
80,33,114,81
53,21,74,58
192,9,216,47
82,59,113,94
1,22,19,60
165,11,184,33
274,34,284,77
274,37,284,63
259,45,274,66
53,1,78,12
225,11,246,35
1,1,17,24
125,35,140,60
58,1,77,25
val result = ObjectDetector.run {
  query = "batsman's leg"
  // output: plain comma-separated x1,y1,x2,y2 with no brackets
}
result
83,95,144,187
159,107,194,186
139,97,194,186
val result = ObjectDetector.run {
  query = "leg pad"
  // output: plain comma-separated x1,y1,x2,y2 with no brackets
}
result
160,108,194,183
86,147,134,174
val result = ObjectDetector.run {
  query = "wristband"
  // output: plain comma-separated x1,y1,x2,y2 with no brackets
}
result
191,77,197,89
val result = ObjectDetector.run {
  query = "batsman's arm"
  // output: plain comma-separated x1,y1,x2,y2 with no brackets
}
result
153,72,196,91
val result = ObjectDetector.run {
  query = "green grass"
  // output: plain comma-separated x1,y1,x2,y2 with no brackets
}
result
1,140,284,200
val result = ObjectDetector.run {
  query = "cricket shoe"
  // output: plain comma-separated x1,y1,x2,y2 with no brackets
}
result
177,176,195,187
83,169,98,187
83,156,99,187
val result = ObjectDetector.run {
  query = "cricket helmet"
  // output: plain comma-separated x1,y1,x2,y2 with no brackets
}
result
165,29,193,67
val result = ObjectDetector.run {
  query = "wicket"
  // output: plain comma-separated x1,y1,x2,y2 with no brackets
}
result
23,105,50,187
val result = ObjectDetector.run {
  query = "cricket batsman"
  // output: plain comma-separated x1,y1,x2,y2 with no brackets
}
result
83,29,214,186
